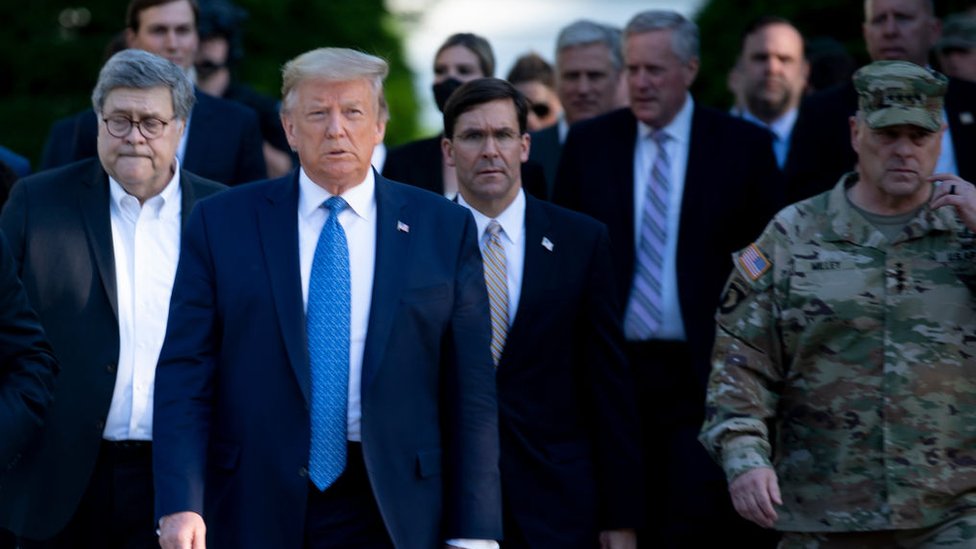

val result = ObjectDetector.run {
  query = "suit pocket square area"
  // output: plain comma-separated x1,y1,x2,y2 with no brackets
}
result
415,448,442,478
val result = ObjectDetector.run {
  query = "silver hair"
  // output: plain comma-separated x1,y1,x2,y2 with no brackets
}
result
624,10,700,64
91,49,195,119
280,47,390,121
556,20,623,71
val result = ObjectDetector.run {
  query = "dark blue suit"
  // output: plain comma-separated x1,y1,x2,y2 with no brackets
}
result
495,194,640,547
152,171,502,548
40,91,267,186
554,105,783,547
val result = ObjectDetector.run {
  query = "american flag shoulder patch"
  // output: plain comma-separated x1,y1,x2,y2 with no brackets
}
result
737,243,771,281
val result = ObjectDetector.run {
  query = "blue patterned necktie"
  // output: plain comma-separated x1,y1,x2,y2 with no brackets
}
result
307,196,350,491
625,130,670,339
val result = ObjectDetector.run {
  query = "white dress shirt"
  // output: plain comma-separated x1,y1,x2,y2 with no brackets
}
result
103,167,182,441
457,189,526,324
631,93,693,342
298,169,496,549
297,168,376,443
937,108,959,176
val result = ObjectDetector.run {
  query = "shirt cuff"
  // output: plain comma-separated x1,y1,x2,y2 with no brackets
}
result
721,434,773,481
445,539,499,549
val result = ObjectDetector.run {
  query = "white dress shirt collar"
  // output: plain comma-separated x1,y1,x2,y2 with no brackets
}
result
108,161,182,219
457,188,526,247
636,92,694,145
298,167,375,222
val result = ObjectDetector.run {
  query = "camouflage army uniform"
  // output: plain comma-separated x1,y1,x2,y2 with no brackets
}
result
700,173,976,533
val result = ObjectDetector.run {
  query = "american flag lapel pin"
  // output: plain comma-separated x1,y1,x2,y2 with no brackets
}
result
397,220,410,233
541,237,554,251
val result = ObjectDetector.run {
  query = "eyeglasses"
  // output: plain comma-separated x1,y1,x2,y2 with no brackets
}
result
530,103,551,119
102,115,173,140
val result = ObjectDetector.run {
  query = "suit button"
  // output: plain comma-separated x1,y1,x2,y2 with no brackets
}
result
106,363,117,374
298,466,308,478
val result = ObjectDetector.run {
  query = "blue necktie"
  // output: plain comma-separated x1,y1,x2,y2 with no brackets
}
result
307,196,350,491
625,130,670,339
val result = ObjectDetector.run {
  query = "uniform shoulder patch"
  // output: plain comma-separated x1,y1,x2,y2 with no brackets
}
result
737,243,771,281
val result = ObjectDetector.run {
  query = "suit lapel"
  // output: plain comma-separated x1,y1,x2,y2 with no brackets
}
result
361,175,409,389
178,169,198,229
79,161,119,320
182,90,211,170
257,172,310,404
502,195,551,367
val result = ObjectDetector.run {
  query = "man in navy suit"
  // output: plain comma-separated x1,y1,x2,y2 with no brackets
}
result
553,10,783,548
443,77,641,548
0,49,225,548
153,47,502,549
40,0,266,186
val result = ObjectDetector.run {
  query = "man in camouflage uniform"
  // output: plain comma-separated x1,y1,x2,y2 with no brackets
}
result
700,60,976,548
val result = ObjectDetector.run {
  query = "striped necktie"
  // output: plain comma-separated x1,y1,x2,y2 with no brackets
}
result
624,130,670,340
307,196,350,491
482,220,509,366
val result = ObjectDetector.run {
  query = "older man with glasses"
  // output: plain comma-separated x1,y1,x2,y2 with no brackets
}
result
0,49,224,549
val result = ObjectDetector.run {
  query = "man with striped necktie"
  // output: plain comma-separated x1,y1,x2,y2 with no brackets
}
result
443,77,640,549
553,9,783,548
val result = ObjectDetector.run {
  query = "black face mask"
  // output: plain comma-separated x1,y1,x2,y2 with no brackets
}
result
432,78,463,112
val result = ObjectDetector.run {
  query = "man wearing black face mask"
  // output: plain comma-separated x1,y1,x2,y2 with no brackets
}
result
195,0,295,178
384,33,548,199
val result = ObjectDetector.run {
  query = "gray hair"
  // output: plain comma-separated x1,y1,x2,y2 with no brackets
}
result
280,47,389,121
91,49,195,119
624,10,700,64
556,20,623,71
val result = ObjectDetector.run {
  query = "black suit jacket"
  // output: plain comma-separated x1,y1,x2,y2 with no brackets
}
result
495,194,640,546
0,233,58,470
553,106,783,389
383,135,550,199
786,77,976,202
527,124,562,199
40,90,267,186
0,158,225,539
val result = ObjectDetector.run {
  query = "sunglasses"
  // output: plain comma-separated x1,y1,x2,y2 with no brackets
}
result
530,103,551,118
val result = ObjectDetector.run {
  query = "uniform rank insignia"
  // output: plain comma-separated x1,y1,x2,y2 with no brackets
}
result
738,243,771,281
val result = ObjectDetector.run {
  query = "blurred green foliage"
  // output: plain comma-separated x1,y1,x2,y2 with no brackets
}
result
0,0,419,169
693,0,975,110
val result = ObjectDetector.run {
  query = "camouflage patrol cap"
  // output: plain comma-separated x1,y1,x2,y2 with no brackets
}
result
937,14,976,51
853,60,948,131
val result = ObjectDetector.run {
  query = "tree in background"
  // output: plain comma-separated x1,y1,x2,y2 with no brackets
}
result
0,0,419,168
693,0,976,110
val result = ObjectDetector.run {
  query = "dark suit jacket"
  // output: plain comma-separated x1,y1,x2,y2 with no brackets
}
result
0,233,58,469
553,105,783,391
527,124,562,199
786,77,976,203
0,158,225,539
383,135,550,199
496,194,640,547
40,90,267,186
152,171,503,549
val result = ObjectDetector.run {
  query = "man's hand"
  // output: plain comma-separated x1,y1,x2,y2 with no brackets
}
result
158,511,206,549
930,174,976,231
599,528,637,549
729,466,781,529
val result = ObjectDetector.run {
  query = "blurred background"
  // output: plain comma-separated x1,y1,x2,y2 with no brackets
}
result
3,0,975,168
